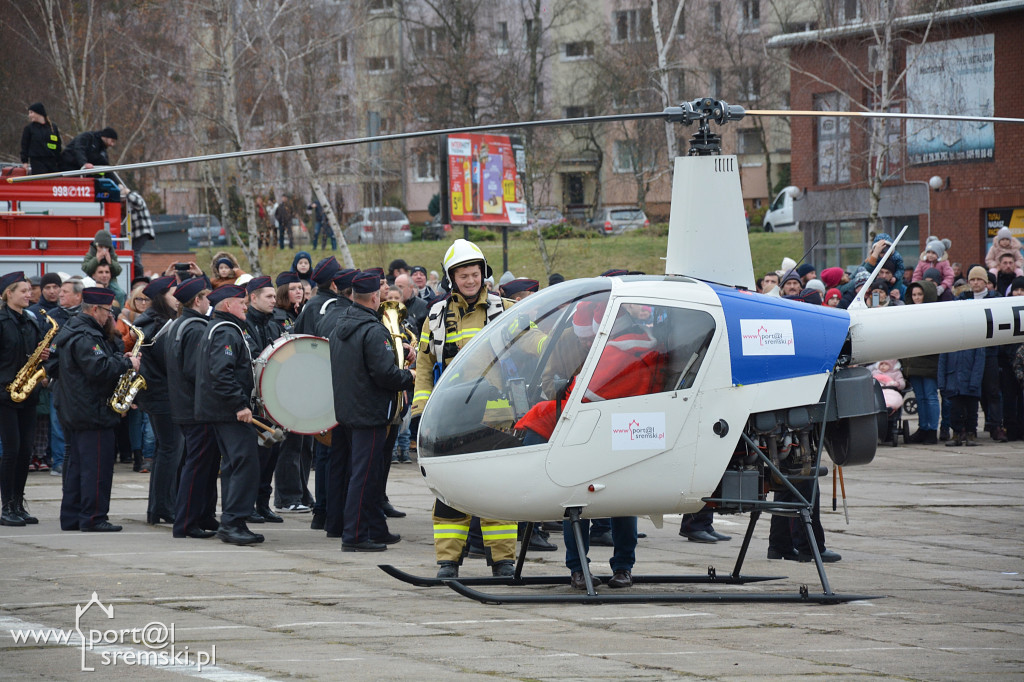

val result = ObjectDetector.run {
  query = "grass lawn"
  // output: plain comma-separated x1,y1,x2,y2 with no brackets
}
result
199,229,803,285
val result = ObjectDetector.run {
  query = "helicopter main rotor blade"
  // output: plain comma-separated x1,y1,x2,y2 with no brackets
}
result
9,107,1021,183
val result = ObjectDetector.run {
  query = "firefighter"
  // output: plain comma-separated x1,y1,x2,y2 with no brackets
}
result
411,239,518,579
20,103,62,175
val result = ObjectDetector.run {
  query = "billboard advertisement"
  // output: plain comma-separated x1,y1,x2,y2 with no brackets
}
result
444,134,527,226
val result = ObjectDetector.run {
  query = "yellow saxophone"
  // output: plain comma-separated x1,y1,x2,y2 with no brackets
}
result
110,321,147,415
7,312,58,402
379,300,408,423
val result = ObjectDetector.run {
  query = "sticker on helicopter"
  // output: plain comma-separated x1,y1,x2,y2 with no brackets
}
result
610,413,666,450
739,319,795,356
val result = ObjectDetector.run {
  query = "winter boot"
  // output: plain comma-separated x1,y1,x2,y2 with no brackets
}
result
14,498,38,524
964,431,978,447
945,431,964,447
133,450,143,472
436,561,459,579
1,502,26,527
921,430,938,445
491,560,516,578
939,427,950,441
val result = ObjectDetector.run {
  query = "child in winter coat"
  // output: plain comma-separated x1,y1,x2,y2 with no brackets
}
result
912,236,954,296
938,347,986,447
985,227,1023,275
869,359,906,414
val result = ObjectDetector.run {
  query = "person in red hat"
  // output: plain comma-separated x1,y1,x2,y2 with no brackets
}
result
54,287,139,532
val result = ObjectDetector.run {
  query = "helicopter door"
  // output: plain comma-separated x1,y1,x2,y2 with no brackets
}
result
545,301,721,487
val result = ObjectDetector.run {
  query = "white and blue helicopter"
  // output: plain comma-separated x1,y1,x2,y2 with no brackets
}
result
23,97,1024,604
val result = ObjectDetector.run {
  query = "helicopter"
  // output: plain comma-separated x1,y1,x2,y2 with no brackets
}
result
14,97,1024,605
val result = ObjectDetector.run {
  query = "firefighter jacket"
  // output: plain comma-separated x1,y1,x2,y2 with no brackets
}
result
244,307,285,355
51,314,131,431
20,121,62,171
194,311,254,423
292,289,336,336
164,308,208,426
0,306,44,408
331,302,415,429
411,289,510,417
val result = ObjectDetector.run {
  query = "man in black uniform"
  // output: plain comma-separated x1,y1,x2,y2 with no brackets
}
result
166,277,219,539
20,103,61,175
195,285,263,546
316,268,358,539
60,127,117,171
332,272,415,551
292,256,340,529
243,275,286,523
54,288,138,532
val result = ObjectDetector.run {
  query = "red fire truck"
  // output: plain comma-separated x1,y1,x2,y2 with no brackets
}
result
0,167,133,288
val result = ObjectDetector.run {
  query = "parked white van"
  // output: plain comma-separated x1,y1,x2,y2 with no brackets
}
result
762,186,800,233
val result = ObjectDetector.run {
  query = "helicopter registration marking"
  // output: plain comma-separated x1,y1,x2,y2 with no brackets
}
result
739,319,795,355
610,413,666,450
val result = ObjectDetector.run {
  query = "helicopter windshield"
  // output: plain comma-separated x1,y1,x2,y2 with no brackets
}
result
419,278,718,459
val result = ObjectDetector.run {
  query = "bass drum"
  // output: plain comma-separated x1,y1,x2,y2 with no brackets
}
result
254,334,337,434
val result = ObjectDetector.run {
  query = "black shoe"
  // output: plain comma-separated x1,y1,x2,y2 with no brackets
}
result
147,513,174,525
1,504,26,527
680,529,718,543
246,511,266,524
589,531,613,546
707,529,731,541
381,501,406,518
797,548,842,563
326,532,342,538
310,513,325,530
921,429,938,445
241,526,265,543
13,500,38,525
491,560,515,577
341,541,387,552
82,521,123,532
174,527,216,539
199,519,220,532
436,562,459,579
373,532,401,545
569,571,588,590
767,546,799,560
607,569,633,588
257,505,284,523
527,534,558,551
217,527,258,545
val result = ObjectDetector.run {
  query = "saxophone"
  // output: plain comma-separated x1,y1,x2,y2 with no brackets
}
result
378,300,408,423
110,321,147,415
7,312,58,402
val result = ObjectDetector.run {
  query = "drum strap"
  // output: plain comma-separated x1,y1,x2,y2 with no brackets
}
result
319,298,337,315
174,316,207,344
206,320,255,364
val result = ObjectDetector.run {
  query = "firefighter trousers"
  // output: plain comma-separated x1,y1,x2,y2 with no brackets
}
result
432,498,517,565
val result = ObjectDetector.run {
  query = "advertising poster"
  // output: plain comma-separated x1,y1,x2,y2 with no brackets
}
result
446,134,526,225
906,34,995,165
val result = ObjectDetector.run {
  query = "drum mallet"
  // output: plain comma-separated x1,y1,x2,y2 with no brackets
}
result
251,418,286,445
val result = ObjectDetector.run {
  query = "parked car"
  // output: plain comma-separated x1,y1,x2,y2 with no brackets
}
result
527,206,566,231
588,206,649,235
343,207,412,244
186,214,227,248
422,215,453,241
148,214,192,253
762,188,799,233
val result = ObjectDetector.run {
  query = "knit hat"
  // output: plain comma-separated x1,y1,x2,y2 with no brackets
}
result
99,127,118,140
924,235,946,259
851,270,871,287
797,263,816,278
968,265,988,282
781,271,803,287
28,102,46,117
215,257,234,271
1010,276,1024,293
824,288,841,304
93,229,114,248
996,227,1013,242
499,270,516,286
820,267,844,288
41,272,63,288
548,273,565,286
805,278,826,295
778,257,796,276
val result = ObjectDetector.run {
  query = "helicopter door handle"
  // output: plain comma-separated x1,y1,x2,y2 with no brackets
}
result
713,419,729,438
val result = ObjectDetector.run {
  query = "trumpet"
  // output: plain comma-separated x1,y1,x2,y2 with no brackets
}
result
7,312,58,402
379,299,408,423
110,321,147,415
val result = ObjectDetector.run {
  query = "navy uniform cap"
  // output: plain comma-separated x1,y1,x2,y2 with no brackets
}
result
333,268,359,289
82,287,116,306
143,276,175,299
501,278,539,297
173,277,209,303
245,275,273,294
364,267,385,280
311,256,340,284
208,284,246,305
352,272,380,294
0,271,27,292
276,271,300,287
600,269,629,277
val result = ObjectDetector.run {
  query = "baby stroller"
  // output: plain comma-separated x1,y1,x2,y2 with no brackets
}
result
871,361,912,447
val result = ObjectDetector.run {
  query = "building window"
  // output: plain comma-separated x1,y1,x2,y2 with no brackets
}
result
337,36,349,64
740,0,760,31
410,28,439,56
562,41,594,60
737,129,763,155
524,19,537,47
670,70,686,102
839,0,861,23
736,67,760,101
563,105,595,119
414,151,438,181
611,91,641,110
709,2,722,33
368,0,393,13
709,69,722,99
367,56,394,73
815,92,850,185
497,22,509,53
614,10,652,43
337,94,351,118
613,139,654,173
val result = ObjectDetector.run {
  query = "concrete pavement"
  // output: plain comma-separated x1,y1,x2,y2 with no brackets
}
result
1,436,1021,680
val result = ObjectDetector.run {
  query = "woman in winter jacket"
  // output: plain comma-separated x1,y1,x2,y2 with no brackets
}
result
901,280,941,443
